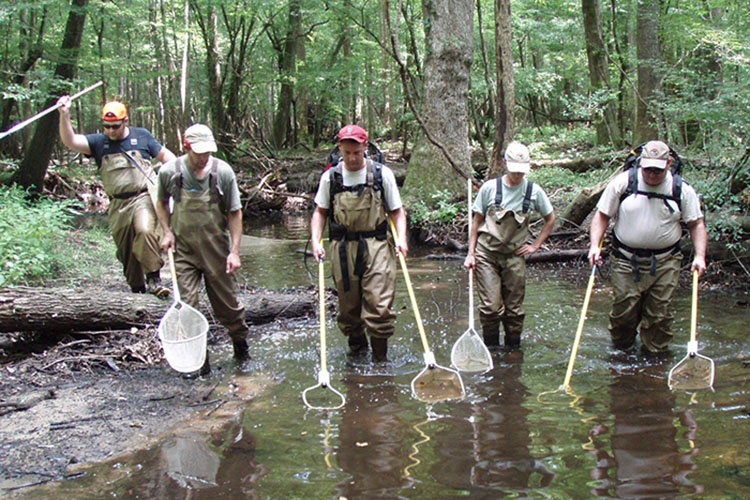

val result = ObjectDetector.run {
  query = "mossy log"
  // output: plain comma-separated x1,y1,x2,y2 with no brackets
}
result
0,287,314,334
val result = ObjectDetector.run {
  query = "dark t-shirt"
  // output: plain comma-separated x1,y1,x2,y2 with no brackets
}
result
85,127,163,168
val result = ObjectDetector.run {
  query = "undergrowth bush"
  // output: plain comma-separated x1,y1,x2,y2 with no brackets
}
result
0,185,114,286
408,189,462,227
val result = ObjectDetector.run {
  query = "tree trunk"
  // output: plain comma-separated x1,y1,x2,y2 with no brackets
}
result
634,0,660,143
272,0,301,149
403,0,473,200
581,0,621,147
12,0,88,192
0,287,315,334
488,0,515,178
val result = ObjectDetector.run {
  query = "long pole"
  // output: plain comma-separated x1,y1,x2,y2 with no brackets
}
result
0,81,104,141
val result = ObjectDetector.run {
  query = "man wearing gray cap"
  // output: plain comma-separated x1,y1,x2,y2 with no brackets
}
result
588,140,707,354
464,141,556,351
155,124,250,377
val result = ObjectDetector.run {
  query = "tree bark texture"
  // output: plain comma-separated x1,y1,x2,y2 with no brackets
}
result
581,0,621,147
634,0,660,143
0,287,314,334
13,0,88,192
403,0,473,199
272,0,300,149
488,0,515,178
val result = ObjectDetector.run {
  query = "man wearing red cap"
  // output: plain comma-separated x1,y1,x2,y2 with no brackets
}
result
155,124,250,377
57,96,176,296
310,125,408,363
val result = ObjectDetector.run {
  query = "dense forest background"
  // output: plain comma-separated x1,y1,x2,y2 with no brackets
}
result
1,0,749,256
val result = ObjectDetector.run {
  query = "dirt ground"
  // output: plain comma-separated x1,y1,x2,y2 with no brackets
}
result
0,325,277,495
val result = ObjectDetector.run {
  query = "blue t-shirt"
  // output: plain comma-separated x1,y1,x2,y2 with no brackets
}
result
85,127,163,168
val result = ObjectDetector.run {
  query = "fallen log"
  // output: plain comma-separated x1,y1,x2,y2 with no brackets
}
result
0,287,314,334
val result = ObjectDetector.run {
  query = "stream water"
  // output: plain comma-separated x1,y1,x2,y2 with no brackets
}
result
26,214,750,498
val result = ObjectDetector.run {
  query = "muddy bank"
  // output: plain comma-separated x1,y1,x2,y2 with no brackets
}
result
0,322,288,496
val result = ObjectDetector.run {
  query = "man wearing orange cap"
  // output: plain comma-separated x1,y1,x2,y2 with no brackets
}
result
310,125,408,363
57,96,176,295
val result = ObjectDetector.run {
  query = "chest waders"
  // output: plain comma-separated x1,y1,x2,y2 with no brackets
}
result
328,161,396,348
171,158,248,340
474,178,534,350
100,151,162,289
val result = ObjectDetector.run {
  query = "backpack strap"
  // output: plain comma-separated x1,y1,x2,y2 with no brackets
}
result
671,173,682,212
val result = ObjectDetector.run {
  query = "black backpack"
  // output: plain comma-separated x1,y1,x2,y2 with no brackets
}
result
619,142,685,212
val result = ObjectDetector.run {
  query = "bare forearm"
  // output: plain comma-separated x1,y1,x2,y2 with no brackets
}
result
228,210,242,254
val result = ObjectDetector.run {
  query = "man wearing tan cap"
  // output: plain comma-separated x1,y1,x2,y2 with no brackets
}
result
310,125,408,363
463,141,556,351
156,124,250,377
589,140,707,354
57,96,175,296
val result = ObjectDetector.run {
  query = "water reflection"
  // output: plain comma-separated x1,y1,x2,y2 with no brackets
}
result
588,357,702,497
335,374,413,497
432,351,554,495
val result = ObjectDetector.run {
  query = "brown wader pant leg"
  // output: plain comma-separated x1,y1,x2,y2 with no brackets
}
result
609,254,680,352
475,249,527,348
330,238,397,341
174,250,249,342
109,194,164,289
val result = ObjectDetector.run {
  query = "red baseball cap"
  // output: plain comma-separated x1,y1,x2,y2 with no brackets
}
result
338,124,367,143
102,101,127,121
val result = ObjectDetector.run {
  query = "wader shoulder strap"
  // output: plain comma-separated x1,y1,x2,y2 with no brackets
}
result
209,158,219,204
494,177,533,212
523,181,534,213
120,150,155,186
174,159,184,203
494,177,503,206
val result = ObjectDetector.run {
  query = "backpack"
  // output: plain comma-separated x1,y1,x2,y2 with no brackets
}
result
619,142,685,212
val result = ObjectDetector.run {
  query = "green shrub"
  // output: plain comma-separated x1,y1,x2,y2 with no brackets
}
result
409,189,462,227
0,186,81,286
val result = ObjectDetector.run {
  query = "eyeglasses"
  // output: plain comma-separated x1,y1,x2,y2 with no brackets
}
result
102,122,123,130
642,167,665,175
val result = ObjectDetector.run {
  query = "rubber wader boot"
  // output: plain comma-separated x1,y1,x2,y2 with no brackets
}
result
233,338,250,362
371,337,388,363
348,334,368,356
501,316,523,352
482,325,501,351
182,352,211,379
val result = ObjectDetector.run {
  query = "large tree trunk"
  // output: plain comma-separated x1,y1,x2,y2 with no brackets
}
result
0,287,314,334
581,0,621,147
403,0,473,200
634,0,660,143
12,0,88,192
488,0,515,178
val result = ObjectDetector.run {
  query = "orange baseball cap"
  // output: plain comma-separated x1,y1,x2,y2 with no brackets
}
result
102,101,127,121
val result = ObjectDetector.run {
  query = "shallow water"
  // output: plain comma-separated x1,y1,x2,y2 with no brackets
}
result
29,215,750,498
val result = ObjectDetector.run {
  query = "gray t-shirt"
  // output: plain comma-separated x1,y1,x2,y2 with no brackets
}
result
473,176,553,217
596,169,703,249
157,155,242,212
314,160,402,211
